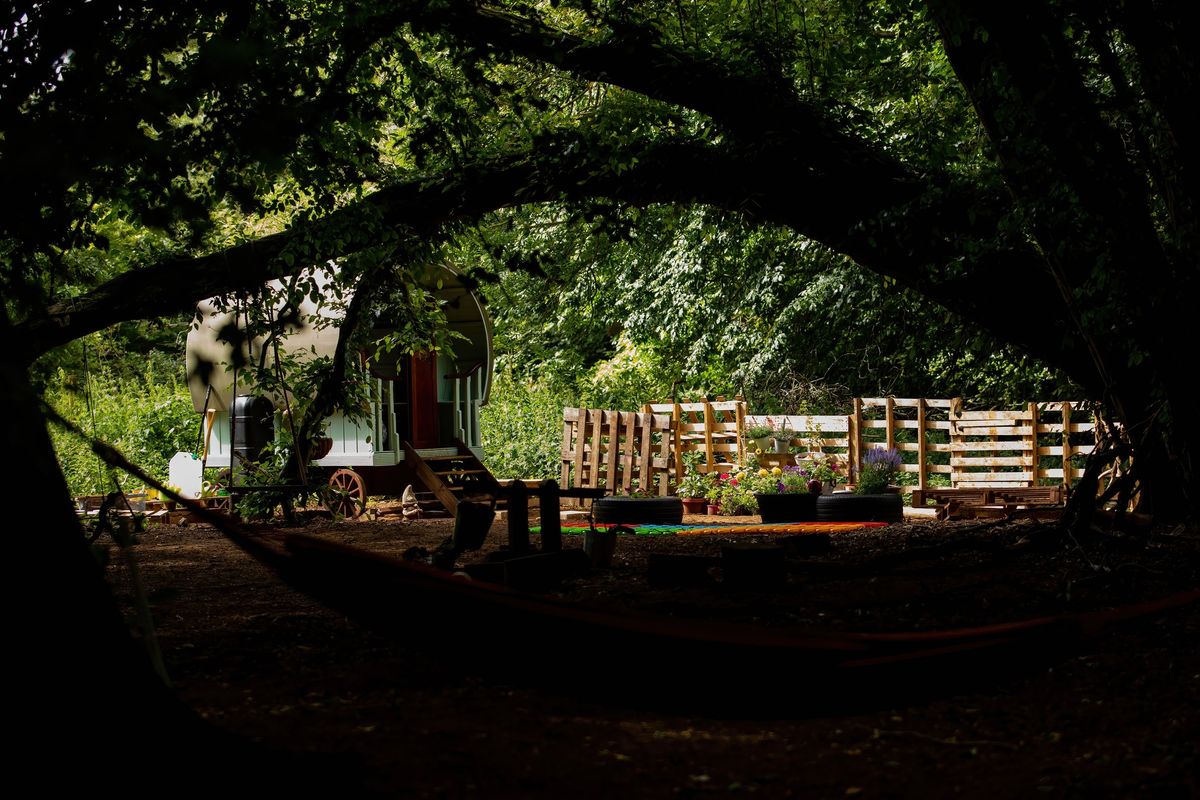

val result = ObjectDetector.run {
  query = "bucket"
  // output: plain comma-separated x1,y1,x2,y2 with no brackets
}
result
584,527,619,567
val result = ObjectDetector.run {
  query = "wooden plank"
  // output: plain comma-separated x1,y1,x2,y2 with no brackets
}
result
924,420,952,430
926,443,953,453
735,397,747,465
605,411,620,491
956,410,1035,420
572,409,587,493
1061,401,1072,492
955,418,1018,429
956,481,1030,488
657,416,673,495
850,397,862,484
618,412,633,492
1039,422,1097,434
638,414,653,493
1040,467,1090,479
588,410,603,489
1027,402,1039,488
923,398,953,408
916,397,928,491
950,440,1031,451
929,464,953,474
954,456,1034,467
953,426,1035,437
895,442,922,452
885,396,895,451
701,400,714,473
672,402,684,481
560,415,575,491
951,471,1034,482
861,420,890,429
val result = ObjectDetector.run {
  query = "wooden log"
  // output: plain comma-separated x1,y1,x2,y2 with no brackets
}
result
917,396,928,491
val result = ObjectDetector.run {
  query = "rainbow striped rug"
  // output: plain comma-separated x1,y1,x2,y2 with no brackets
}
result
533,522,888,537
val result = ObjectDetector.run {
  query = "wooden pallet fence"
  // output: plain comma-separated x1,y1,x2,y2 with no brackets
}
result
743,414,851,473
948,399,1038,489
945,400,1097,490
852,398,953,489
643,398,746,476
1033,401,1096,487
560,407,675,507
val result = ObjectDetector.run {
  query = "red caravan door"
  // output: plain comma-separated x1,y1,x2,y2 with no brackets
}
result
408,351,439,449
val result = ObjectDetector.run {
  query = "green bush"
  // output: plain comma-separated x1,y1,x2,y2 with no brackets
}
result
479,369,565,480
46,365,197,496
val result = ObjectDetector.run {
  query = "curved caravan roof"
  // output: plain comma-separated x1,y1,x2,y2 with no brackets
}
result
185,266,493,413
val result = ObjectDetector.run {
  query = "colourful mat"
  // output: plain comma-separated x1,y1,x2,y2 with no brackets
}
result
533,522,888,537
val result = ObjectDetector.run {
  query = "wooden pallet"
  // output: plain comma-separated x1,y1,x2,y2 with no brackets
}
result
911,486,1066,521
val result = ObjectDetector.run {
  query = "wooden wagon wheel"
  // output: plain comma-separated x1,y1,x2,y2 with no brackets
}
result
325,468,367,518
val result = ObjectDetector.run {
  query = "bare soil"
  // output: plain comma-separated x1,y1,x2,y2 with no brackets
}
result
105,507,1200,798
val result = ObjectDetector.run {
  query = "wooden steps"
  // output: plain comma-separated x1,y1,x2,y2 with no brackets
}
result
403,439,506,516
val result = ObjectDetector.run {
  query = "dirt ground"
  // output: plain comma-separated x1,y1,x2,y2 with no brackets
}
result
104,506,1200,798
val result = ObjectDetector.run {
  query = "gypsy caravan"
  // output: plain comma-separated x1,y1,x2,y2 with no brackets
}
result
184,266,498,516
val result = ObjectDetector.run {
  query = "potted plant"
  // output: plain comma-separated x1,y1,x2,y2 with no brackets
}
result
717,475,758,516
745,422,774,454
856,447,903,495
703,479,724,515
817,447,904,523
745,465,817,522
769,420,796,454
803,453,845,494
676,471,714,515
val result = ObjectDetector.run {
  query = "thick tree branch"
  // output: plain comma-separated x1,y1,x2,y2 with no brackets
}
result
18,125,1094,389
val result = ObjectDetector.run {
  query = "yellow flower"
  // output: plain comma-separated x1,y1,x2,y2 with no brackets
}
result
758,468,769,476
771,467,782,475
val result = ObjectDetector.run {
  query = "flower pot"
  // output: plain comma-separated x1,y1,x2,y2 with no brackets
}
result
749,436,772,453
755,492,818,523
706,504,721,515
311,437,334,460
816,492,903,523
770,437,790,454
680,496,707,514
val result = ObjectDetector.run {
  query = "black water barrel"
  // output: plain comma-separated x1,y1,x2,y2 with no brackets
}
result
232,395,275,464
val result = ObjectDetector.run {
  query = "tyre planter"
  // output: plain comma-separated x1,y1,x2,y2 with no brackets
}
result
815,492,903,523
593,496,684,525
755,492,818,523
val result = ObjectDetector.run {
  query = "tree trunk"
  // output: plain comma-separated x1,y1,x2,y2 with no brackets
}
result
1,314,349,790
